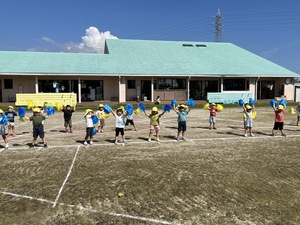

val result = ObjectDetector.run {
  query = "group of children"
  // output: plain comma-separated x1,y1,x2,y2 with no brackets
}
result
1,102,300,148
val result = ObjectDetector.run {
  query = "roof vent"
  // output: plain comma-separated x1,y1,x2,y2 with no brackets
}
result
182,44,193,47
196,44,207,47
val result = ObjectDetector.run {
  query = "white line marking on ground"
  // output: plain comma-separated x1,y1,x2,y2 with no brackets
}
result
52,145,80,208
0,191,55,204
0,191,179,225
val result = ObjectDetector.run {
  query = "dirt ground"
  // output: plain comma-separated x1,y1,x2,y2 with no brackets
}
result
0,106,299,225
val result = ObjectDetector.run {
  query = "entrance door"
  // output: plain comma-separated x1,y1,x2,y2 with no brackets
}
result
258,81,275,99
204,80,219,99
190,81,203,100
141,80,151,101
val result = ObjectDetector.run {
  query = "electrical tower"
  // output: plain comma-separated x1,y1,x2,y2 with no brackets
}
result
214,9,222,42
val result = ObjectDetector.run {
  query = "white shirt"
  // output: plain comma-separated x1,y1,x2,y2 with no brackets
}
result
85,115,94,128
115,115,125,128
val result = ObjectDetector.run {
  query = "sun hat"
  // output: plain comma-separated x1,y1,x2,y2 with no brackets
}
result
211,103,216,106
0,109,3,114
278,105,284,110
8,106,14,109
152,107,158,112
99,104,104,108
246,105,252,110
33,108,41,113
85,109,93,116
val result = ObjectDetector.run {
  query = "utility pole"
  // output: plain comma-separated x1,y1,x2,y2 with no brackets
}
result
214,9,222,42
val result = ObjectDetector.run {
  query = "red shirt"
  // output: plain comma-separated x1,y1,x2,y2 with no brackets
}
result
275,110,284,123
209,107,217,117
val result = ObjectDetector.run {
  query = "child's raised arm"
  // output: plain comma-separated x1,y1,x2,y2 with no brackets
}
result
143,110,149,117
111,110,116,117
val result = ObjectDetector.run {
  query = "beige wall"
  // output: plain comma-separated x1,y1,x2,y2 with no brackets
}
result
284,84,295,101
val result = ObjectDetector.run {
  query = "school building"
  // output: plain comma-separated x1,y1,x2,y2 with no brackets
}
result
0,39,298,104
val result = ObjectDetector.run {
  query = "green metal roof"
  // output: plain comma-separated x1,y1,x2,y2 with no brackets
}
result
0,39,297,77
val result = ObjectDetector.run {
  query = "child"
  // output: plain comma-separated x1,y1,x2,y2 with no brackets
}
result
144,107,165,142
272,104,286,136
0,109,9,149
173,104,191,141
62,105,75,133
154,96,161,105
243,104,254,137
84,109,94,145
242,103,255,128
26,108,48,148
296,103,300,126
125,113,137,131
96,104,105,133
208,103,218,130
111,108,127,145
5,106,18,137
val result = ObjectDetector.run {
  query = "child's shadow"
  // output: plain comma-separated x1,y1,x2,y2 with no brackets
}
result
191,126,210,129
162,135,176,140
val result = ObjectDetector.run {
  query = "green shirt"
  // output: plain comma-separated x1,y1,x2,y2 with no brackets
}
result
30,115,46,127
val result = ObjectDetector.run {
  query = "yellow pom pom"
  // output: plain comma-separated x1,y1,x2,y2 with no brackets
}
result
289,108,296,115
27,100,35,110
56,103,63,111
134,108,140,115
216,104,223,112
103,113,110,118
252,111,257,119
203,103,209,110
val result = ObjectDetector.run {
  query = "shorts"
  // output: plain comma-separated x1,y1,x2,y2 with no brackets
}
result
245,119,253,128
273,122,284,130
8,122,15,127
98,119,105,127
115,127,124,136
209,116,216,123
125,119,134,126
178,121,187,132
150,125,160,131
85,127,94,139
33,126,45,139
0,125,6,135
64,119,72,128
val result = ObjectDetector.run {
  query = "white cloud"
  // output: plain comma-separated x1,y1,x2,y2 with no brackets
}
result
37,26,117,53
65,26,118,53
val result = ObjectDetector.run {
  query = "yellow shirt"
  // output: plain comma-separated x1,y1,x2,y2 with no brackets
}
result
149,114,161,126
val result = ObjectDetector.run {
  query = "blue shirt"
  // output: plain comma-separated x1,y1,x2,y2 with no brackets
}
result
177,111,189,122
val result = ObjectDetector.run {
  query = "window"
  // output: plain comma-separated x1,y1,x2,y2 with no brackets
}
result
223,79,247,91
158,79,186,89
4,79,13,89
127,80,136,89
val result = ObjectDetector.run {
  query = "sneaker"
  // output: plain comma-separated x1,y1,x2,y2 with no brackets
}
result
44,143,48,148
282,133,287,136
114,140,118,145
84,141,88,146
182,137,186,141
90,141,93,145
69,130,73,133
123,140,127,145
244,134,248,137
213,127,217,130
12,134,16,137
29,144,34,148
156,138,160,142
5,144,9,149
177,137,180,141
148,138,151,142
250,133,255,137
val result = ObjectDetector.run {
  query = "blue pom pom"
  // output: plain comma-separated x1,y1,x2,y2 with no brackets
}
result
0,115,8,125
18,107,26,117
125,104,133,115
186,99,195,107
46,106,55,116
238,99,244,106
163,104,172,112
171,99,177,106
92,116,99,124
269,100,278,107
279,99,287,106
103,104,111,114
138,103,146,112
92,127,97,135
249,98,255,106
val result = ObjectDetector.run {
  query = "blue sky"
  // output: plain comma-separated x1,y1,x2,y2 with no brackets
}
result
0,0,300,73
